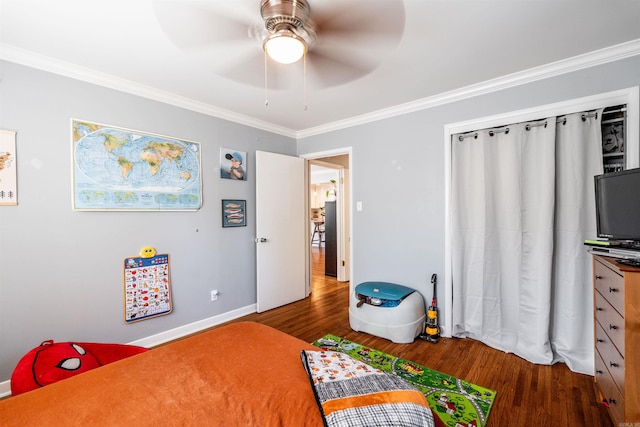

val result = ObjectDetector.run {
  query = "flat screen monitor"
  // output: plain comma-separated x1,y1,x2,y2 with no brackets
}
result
594,168,640,241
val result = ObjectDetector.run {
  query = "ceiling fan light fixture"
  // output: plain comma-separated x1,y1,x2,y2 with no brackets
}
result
264,30,307,64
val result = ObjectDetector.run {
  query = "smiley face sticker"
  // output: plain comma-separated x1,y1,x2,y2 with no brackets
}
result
139,246,157,258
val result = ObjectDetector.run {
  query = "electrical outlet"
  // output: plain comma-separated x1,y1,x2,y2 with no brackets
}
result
210,290,219,301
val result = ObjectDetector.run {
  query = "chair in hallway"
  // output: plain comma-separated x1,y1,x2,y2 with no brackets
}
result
311,221,325,246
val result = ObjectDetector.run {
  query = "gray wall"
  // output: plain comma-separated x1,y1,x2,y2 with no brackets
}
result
297,55,640,322
1,54,639,383
0,61,296,381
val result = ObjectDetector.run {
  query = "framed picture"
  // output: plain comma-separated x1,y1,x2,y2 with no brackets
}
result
220,148,247,181
222,199,246,227
0,130,17,206
71,119,202,211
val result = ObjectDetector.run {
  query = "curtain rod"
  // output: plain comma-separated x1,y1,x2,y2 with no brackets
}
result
457,109,606,141
603,106,626,114
457,127,510,141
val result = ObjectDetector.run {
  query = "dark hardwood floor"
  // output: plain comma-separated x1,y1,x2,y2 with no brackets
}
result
224,246,613,426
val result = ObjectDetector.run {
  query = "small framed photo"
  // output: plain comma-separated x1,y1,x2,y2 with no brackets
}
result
222,199,246,227
220,148,247,181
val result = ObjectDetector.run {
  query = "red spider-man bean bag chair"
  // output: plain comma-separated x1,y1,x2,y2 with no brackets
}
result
10,340,148,395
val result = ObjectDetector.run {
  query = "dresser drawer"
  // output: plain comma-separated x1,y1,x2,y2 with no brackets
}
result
595,321,625,392
595,349,625,426
594,260,625,315
595,290,626,354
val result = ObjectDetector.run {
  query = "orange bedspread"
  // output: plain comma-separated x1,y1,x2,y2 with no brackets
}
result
0,322,324,426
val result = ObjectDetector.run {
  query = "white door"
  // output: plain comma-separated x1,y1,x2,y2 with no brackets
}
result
256,151,306,312
337,167,350,282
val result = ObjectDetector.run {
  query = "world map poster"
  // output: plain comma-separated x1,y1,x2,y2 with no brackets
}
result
72,119,202,210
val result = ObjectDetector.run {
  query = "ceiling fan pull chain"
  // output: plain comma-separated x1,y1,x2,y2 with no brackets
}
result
303,51,307,111
264,50,269,106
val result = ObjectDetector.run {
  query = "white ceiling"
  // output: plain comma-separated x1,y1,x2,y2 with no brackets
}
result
2,0,640,137
310,165,338,185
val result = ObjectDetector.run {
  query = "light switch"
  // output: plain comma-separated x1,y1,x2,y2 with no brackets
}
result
356,201,363,211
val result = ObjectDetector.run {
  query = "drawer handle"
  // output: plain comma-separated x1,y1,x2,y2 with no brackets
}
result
595,275,603,280
596,369,603,374
609,324,618,330
595,306,603,311
609,361,619,368
596,338,604,343
608,287,619,293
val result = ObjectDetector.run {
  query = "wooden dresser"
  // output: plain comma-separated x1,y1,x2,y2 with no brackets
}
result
592,255,640,425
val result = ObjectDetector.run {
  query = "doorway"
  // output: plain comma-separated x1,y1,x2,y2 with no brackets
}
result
303,150,351,295
310,162,339,278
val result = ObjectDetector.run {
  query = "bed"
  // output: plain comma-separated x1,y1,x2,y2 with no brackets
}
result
0,321,441,426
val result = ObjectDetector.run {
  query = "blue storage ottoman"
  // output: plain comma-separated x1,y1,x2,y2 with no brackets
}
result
349,281,425,343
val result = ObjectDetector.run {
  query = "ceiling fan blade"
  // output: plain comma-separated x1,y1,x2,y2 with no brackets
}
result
305,46,379,88
153,0,261,50
216,52,297,91
311,0,405,47
300,0,405,87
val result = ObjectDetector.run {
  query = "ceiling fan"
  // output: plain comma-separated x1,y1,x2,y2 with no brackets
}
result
153,0,405,90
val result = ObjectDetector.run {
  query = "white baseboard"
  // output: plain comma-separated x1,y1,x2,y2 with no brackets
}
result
128,304,257,348
0,304,257,399
0,381,10,399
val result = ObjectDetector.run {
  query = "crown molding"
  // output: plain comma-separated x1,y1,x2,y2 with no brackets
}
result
296,38,640,139
0,44,297,139
2,39,639,140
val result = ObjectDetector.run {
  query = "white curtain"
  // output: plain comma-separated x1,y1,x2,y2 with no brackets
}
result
451,110,603,374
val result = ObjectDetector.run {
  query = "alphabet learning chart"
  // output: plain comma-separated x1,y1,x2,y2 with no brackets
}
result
123,254,172,323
